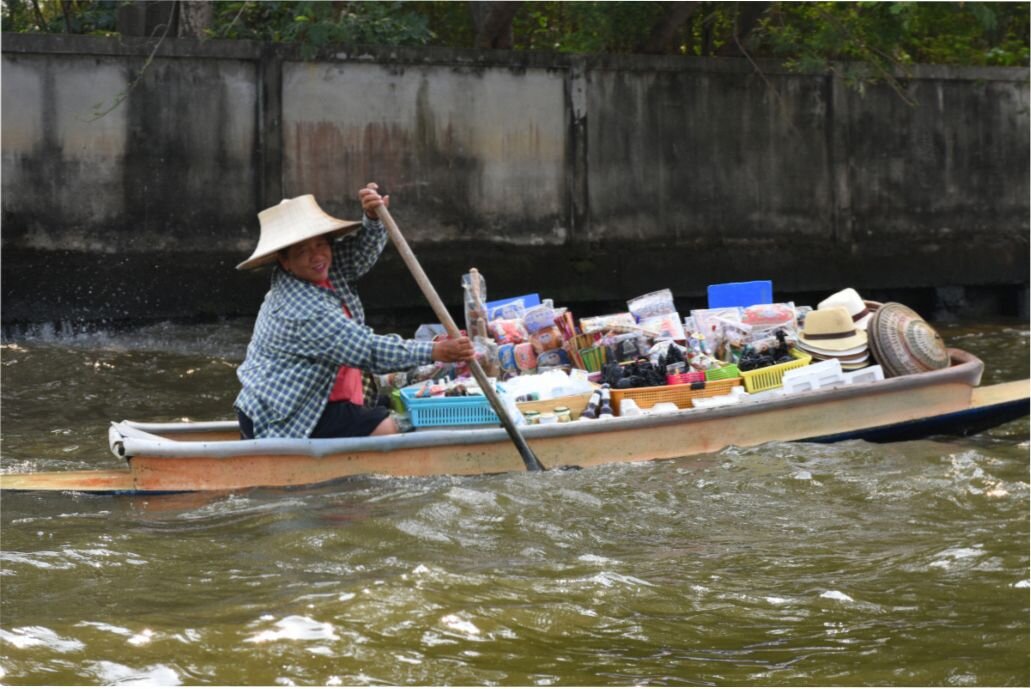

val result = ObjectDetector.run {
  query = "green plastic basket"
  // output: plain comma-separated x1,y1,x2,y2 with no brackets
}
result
704,363,741,381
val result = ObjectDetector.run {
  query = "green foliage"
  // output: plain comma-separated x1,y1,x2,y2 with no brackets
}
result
753,2,1029,71
510,2,669,53
211,1,433,56
2,0,1026,71
1,0,120,36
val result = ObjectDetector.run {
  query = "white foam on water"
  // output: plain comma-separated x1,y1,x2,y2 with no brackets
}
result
820,590,854,602
446,486,498,508
92,661,181,686
929,545,986,569
588,571,654,588
578,553,619,565
1013,579,1030,588
245,615,340,644
127,628,154,646
792,470,813,481
765,596,791,605
440,613,482,640
0,626,85,652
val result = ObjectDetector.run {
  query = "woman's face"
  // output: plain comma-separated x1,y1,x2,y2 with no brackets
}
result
278,235,332,283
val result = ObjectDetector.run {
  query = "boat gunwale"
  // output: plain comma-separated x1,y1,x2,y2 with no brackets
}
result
111,348,986,460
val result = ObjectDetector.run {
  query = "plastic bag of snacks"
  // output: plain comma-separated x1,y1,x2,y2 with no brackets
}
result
580,313,637,334
628,288,677,321
742,303,797,330
488,318,529,345
530,325,564,353
638,312,685,341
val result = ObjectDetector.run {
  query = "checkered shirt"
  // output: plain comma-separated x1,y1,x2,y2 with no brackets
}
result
234,217,435,438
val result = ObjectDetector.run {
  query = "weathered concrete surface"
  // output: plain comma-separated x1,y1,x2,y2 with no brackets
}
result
1,34,1027,329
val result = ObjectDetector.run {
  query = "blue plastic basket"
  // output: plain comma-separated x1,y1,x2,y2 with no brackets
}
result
707,280,773,308
399,383,506,428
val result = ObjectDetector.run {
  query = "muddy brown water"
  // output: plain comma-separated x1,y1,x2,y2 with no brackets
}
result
1,319,1027,685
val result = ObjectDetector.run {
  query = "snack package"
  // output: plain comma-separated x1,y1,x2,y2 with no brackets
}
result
488,318,529,345
497,343,519,375
638,312,686,342
530,325,564,353
603,332,651,362
523,304,557,334
742,303,797,329
580,312,637,334
627,288,677,322
514,342,538,371
536,348,571,370
415,323,447,341
486,293,540,320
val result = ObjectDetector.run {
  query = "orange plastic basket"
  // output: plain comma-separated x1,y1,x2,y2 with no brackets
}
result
610,377,743,414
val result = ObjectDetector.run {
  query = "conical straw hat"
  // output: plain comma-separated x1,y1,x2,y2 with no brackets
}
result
237,195,362,270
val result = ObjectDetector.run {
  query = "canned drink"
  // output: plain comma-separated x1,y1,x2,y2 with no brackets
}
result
523,410,541,425
553,406,572,423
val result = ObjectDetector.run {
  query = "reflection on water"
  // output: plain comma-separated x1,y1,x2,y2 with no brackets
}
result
1,318,1028,685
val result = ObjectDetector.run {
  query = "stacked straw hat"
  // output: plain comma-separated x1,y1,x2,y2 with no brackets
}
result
818,288,874,330
797,306,871,370
866,302,949,377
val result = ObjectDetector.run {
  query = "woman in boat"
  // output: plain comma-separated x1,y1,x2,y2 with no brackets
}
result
234,185,474,440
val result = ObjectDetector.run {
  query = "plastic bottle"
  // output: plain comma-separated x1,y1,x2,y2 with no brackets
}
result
598,384,614,418
581,388,603,419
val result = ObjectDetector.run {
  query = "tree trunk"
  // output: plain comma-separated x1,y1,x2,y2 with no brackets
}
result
178,0,214,39
638,2,700,54
470,1,521,50
29,0,47,30
60,0,72,32
718,2,771,57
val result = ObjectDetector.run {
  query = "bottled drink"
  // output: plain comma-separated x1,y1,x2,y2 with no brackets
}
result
598,384,614,418
581,388,602,419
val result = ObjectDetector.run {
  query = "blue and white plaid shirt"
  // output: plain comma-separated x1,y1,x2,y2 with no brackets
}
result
235,217,435,438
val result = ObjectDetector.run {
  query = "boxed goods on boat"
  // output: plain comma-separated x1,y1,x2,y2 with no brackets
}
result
385,272,955,426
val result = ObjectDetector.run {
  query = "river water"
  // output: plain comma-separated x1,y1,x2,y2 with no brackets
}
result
1,318,1027,686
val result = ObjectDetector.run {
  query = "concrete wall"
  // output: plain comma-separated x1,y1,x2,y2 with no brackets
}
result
2,34,1027,328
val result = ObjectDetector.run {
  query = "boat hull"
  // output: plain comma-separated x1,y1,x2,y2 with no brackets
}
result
2,350,1026,494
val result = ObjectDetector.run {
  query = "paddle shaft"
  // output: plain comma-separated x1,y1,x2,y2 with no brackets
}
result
376,206,545,472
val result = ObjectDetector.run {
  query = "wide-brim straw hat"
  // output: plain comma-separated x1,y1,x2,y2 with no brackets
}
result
802,347,871,363
798,306,869,352
237,194,362,270
818,288,874,330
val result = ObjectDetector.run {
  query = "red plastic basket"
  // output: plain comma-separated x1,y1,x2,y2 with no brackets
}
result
665,370,706,386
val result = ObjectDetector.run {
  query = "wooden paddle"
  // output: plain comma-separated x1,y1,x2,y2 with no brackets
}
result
375,204,546,472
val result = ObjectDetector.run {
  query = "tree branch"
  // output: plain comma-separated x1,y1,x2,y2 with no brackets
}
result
638,2,699,54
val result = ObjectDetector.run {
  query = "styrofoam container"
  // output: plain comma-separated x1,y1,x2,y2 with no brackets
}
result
649,402,680,415
692,394,742,409
843,365,884,385
620,399,643,417
782,358,845,394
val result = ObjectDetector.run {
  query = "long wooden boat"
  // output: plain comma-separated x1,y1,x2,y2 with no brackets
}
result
1,349,1027,495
